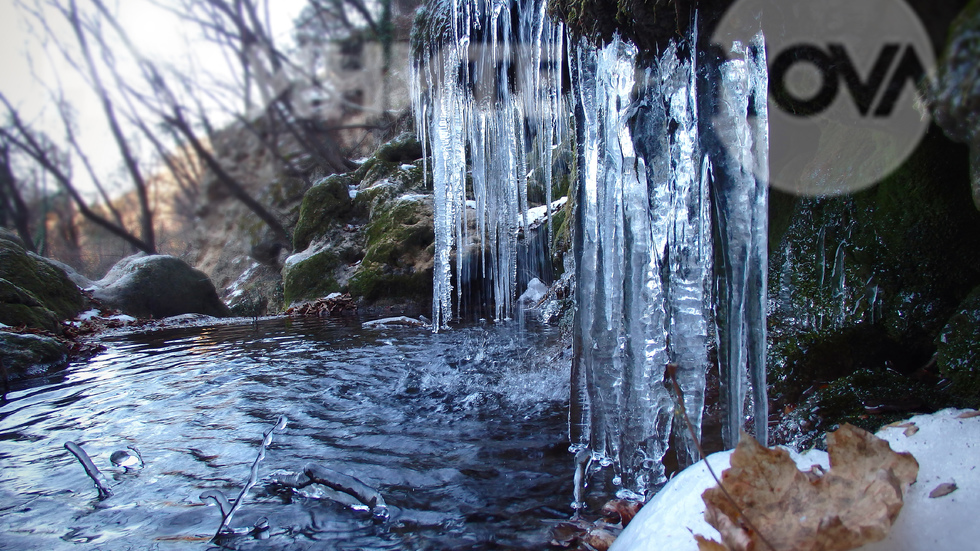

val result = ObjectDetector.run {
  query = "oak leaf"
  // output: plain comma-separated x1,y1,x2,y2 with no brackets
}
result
698,424,918,551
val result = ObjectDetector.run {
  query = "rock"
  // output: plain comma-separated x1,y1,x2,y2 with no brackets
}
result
936,285,980,407
348,194,435,303
768,128,980,437
611,408,980,551
371,132,423,164
0,228,85,331
91,254,231,319
292,173,355,251
285,133,432,310
282,245,344,305
0,331,69,382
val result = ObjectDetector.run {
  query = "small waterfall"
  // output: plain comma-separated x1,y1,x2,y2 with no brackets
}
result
413,0,769,500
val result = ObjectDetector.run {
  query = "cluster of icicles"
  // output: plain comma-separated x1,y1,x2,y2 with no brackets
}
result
412,0,769,500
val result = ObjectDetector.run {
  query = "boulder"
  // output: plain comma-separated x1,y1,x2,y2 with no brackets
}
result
0,228,85,331
292,173,355,251
91,254,231,319
285,133,433,309
348,194,434,303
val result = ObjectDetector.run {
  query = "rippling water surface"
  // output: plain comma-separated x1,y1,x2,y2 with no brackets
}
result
0,317,573,550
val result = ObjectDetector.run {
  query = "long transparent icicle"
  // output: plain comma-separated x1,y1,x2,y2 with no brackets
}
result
706,33,770,448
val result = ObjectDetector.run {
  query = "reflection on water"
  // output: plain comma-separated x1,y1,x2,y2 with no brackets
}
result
0,317,573,550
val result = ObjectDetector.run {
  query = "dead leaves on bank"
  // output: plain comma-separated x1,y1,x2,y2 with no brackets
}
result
698,424,918,551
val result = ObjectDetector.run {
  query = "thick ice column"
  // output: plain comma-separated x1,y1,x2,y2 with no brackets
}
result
701,33,770,448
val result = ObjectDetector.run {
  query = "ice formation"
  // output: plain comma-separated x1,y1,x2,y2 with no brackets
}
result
413,0,769,499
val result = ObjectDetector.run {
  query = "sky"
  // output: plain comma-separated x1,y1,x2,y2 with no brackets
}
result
0,0,307,199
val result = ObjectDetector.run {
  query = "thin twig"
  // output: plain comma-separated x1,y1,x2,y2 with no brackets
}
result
212,415,287,541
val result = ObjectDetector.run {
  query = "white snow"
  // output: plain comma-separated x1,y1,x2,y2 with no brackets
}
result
611,408,980,551
526,196,568,227
518,277,549,304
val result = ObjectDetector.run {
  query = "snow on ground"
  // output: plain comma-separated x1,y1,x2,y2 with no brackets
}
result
612,408,980,551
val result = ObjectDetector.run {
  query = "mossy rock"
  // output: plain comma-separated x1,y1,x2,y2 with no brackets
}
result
769,128,980,405
293,174,355,251
0,278,61,332
92,255,231,319
349,195,435,302
773,368,948,450
0,230,84,330
281,248,343,305
371,132,423,164
353,161,427,219
936,285,980,407
353,159,402,191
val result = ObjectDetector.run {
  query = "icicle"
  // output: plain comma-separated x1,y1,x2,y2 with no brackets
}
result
704,32,769,448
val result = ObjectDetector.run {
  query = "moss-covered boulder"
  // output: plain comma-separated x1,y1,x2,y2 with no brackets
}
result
0,229,85,331
281,246,344,306
936,285,980,407
349,195,435,303
292,173,355,251
91,254,231,319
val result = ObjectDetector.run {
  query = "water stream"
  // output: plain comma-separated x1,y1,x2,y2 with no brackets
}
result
0,317,573,550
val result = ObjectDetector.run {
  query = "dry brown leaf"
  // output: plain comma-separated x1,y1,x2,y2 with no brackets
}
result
957,410,980,419
928,481,957,498
903,424,919,436
696,534,731,550
699,424,918,551
582,527,618,551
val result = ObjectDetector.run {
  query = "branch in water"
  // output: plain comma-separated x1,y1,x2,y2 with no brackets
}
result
212,415,288,541
303,463,389,520
64,441,114,500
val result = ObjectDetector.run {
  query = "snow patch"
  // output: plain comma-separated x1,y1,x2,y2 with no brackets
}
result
611,408,980,551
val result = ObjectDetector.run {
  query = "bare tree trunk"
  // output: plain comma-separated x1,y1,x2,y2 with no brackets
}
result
64,0,156,253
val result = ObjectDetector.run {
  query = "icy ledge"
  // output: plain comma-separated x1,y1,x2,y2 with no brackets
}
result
611,408,980,551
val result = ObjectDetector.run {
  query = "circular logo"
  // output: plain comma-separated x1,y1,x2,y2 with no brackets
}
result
712,0,935,196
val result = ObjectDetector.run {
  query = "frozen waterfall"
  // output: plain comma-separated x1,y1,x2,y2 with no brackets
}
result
412,0,769,500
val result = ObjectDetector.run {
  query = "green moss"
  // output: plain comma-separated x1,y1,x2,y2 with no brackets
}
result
0,235,83,329
0,278,60,331
936,285,980,407
348,196,434,302
293,174,355,250
281,249,343,305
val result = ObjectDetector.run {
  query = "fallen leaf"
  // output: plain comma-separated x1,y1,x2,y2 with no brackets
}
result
601,499,642,527
698,424,918,551
882,421,918,437
549,522,586,547
903,424,919,436
928,481,957,498
957,410,980,419
582,527,617,551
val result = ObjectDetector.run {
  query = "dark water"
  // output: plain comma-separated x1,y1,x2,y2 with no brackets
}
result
0,317,574,550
